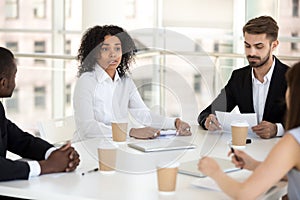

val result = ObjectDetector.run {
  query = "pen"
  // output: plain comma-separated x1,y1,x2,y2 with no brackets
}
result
209,119,222,129
230,147,240,162
81,168,99,176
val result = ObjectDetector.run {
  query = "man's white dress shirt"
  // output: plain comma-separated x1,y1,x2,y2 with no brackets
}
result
28,147,56,178
252,59,284,136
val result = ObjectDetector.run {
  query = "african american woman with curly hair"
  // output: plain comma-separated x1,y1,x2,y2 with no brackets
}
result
73,25,191,141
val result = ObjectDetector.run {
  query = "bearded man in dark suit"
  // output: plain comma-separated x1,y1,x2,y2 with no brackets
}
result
198,16,289,139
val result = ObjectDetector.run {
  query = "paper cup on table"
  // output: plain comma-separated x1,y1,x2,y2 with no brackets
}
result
112,122,128,142
156,162,179,194
231,120,249,149
98,142,118,174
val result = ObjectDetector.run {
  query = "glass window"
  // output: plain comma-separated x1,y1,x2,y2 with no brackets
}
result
5,0,19,19
125,0,136,18
65,40,71,54
5,41,18,53
65,84,71,105
194,74,202,93
5,88,19,112
213,42,219,52
6,41,19,63
291,32,298,50
65,0,72,18
33,0,46,18
34,41,46,65
293,0,299,17
135,78,152,106
194,40,202,52
34,86,46,109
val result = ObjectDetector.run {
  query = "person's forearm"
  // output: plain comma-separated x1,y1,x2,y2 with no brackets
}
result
247,160,261,171
211,170,242,199
38,160,54,175
211,170,260,200
198,111,209,129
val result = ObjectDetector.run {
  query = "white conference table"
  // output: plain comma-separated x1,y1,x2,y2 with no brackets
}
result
0,125,287,200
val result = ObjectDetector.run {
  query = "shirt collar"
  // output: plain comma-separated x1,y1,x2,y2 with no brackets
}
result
251,58,275,84
94,63,121,83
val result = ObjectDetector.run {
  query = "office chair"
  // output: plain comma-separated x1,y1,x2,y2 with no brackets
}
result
37,115,75,145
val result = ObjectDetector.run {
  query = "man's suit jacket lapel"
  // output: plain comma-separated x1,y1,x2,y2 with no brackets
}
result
0,102,7,157
263,59,282,120
242,67,255,113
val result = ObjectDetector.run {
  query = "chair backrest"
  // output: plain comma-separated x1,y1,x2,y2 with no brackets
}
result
37,116,76,145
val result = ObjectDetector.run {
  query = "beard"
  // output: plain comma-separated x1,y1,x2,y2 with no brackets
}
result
247,47,272,68
248,54,270,68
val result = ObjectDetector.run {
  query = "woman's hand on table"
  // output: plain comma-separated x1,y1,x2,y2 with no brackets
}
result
129,127,160,139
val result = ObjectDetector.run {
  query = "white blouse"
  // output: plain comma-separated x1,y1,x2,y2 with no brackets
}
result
73,64,176,141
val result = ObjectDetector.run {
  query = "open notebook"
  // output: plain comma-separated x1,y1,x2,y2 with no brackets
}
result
179,157,240,178
128,139,196,152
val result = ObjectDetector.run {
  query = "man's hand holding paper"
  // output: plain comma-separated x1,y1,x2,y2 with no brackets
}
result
252,121,277,139
204,114,222,131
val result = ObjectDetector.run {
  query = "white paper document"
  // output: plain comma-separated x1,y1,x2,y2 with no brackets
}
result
159,130,177,137
191,177,221,191
215,111,258,133
191,170,252,191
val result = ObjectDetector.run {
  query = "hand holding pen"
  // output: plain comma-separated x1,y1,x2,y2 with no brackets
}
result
228,148,260,171
205,114,222,131
230,147,243,169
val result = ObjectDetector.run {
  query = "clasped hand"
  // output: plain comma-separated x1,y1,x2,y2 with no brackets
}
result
39,143,80,175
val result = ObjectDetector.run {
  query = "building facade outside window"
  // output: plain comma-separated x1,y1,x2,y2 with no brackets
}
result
65,0,72,18
5,0,19,19
5,41,18,52
34,86,46,109
194,74,202,94
5,41,19,63
33,0,46,18
5,88,19,112
65,83,71,105
34,41,46,65
293,0,299,17
65,40,71,54
125,0,136,19
291,32,298,50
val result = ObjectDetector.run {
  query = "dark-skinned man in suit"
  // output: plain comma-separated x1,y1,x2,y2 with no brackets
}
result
0,47,80,181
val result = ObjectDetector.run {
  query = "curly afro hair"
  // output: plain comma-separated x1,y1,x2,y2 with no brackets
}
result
77,25,136,77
